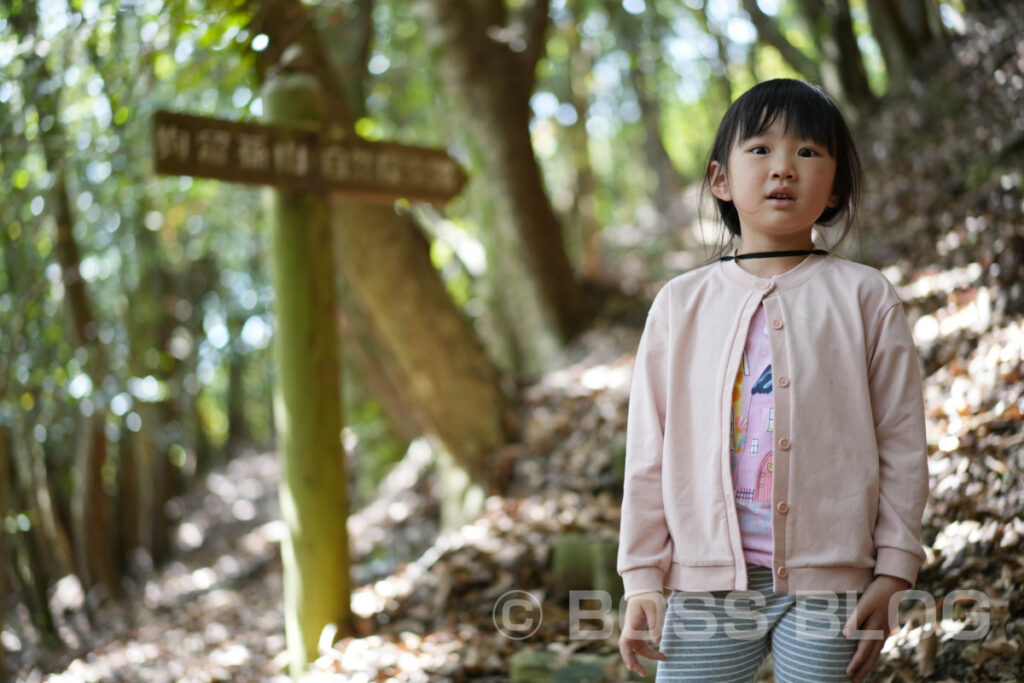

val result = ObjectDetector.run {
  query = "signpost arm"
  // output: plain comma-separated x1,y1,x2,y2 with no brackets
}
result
263,55,351,676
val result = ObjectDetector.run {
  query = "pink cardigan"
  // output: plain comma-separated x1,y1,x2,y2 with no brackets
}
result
617,254,929,598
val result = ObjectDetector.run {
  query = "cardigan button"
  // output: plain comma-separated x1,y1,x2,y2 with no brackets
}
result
777,376,790,388
779,438,791,450
777,501,790,514
757,279,773,291
777,566,789,578
772,319,784,330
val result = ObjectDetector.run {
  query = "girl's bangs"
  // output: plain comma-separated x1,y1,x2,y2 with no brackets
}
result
738,87,839,155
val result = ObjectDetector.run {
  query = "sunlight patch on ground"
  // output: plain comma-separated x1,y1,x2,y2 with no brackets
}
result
1,628,21,653
47,641,161,682
922,317,1024,445
539,360,633,396
898,262,984,300
308,632,461,683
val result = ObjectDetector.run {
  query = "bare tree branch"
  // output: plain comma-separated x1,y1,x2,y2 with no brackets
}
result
245,0,357,134
347,0,376,120
521,0,552,81
482,0,508,28
741,0,823,84
830,0,874,108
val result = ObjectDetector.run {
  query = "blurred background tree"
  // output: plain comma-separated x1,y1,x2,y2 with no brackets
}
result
0,0,986,674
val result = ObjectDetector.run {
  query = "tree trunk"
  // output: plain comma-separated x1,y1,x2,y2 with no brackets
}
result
263,65,352,677
320,0,375,121
336,289,423,445
608,3,685,224
133,406,159,569
115,430,139,577
462,145,538,374
0,426,8,672
84,30,173,578
120,222,184,568
865,0,947,90
180,256,219,476
740,0,890,111
37,99,117,606
829,0,875,111
255,0,510,471
226,309,251,455
423,0,587,342
963,0,1012,12
150,403,175,567
70,410,117,601
51,169,116,600
15,0,117,601
742,0,823,84
330,203,511,484
26,432,73,581
746,42,762,85
7,413,73,593
8,428,60,644
246,0,357,135
796,0,875,113
567,0,601,279
690,3,733,109
626,57,684,221
606,3,688,227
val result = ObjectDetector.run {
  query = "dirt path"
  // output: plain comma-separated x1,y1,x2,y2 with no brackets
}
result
11,450,290,682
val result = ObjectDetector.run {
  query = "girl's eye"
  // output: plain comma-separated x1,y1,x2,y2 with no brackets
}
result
750,145,769,155
798,148,818,157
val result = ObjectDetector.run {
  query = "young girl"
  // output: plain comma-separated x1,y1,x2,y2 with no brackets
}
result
617,79,928,683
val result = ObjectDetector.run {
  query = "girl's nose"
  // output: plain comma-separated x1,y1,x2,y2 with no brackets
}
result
771,162,795,179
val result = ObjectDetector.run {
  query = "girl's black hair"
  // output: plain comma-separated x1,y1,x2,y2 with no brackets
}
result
702,78,863,247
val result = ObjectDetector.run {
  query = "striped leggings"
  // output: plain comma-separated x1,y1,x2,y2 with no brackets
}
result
656,565,859,682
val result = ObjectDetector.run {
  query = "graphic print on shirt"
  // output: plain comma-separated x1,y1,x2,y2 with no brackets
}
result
751,365,773,395
729,305,776,563
730,349,749,465
755,450,774,503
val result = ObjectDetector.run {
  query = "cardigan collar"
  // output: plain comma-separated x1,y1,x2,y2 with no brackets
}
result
719,250,830,292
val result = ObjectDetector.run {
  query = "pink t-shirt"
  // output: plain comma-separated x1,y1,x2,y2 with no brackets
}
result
730,303,775,567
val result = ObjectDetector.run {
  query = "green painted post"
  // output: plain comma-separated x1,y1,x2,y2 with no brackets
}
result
263,58,351,676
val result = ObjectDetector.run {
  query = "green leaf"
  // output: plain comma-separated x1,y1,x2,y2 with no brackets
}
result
154,52,176,80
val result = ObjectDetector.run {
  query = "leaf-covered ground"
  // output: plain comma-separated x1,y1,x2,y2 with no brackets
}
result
9,7,1024,683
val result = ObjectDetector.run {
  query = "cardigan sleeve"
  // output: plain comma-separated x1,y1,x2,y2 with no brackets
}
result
867,301,929,587
617,307,673,599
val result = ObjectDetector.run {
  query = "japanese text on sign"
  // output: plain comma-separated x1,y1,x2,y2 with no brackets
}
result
153,110,467,205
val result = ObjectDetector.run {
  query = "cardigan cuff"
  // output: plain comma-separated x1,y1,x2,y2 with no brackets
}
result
621,566,665,600
874,547,922,587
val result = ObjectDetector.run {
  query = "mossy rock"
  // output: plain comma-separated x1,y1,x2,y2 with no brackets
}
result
611,439,627,485
628,654,660,681
551,661,606,683
510,650,660,682
509,649,561,682
551,533,597,601
591,536,624,608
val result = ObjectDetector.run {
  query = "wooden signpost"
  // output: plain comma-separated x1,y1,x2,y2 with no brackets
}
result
152,98,489,676
153,110,467,205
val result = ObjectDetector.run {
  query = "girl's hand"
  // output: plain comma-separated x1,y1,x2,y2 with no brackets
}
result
618,591,668,676
842,574,911,682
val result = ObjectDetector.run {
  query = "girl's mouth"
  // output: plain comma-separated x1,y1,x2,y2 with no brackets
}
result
767,189,795,205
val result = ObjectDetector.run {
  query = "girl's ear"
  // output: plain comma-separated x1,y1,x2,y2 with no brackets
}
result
709,161,731,201
827,192,840,208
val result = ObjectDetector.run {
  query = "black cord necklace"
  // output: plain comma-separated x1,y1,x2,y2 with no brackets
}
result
719,248,828,262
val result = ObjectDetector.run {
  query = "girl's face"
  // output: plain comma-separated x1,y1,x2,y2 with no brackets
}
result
709,119,838,249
